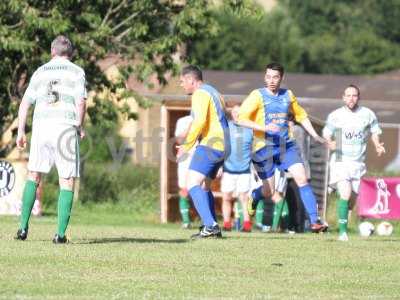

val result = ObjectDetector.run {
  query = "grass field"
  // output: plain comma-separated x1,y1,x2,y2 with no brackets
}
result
1,206,400,300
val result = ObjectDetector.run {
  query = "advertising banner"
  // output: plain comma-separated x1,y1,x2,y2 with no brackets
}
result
358,177,400,219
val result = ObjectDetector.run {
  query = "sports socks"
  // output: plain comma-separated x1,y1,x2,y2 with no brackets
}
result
189,186,215,227
20,180,38,230
298,184,318,224
251,186,264,206
262,197,275,227
179,196,191,225
272,199,290,231
255,200,264,226
207,190,217,221
337,198,349,234
57,189,74,238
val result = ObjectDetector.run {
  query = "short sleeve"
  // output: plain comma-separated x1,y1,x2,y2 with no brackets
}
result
369,110,382,135
238,90,261,122
323,112,336,138
77,70,87,100
22,71,38,104
288,90,307,123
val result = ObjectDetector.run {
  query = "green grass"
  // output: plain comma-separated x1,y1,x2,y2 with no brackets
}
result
1,207,400,300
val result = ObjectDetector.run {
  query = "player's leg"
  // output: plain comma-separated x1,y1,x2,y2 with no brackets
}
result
187,146,225,238
283,143,327,232
53,125,79,243
55,176,75,243
236,173,252,232
238,192,251,231
288,163,324,230
222,191,234,231
203,177,217,222
16,171,42,240
17,126,52,240
259,176,275,232
336,180,352,241
178,161,191,228
221,172,235,230
248,146,275,216
179,188,191,228
271,192,283,231
272,170,289,231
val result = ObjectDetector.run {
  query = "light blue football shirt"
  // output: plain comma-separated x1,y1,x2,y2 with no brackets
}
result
223,121,253,174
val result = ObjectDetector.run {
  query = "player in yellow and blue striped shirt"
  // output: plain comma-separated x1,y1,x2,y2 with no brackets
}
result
177,65,230,239
238,62,328,233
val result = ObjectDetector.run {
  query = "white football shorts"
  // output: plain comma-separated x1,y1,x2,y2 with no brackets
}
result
28,124,80,178
221,172,251,195
177,151,194,189
329,161,366,193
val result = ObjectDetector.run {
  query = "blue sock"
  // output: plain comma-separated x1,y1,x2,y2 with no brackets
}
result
207,190,217,221
189,186,215,227
251,186,264,204
298,184,318,224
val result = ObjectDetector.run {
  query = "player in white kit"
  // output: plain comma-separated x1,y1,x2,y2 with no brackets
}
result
15,35,87,243
323,84,385,241
175,115,194,228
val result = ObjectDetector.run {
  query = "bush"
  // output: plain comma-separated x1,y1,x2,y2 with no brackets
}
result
40,163,159,221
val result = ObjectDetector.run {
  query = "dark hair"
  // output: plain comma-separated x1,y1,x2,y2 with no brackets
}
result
266,62,284,76
344,84,360,96
181,65,203,81
51,35,73,57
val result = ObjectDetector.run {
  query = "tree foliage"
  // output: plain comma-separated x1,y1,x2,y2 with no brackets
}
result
0,0,221,155
188,0,400,74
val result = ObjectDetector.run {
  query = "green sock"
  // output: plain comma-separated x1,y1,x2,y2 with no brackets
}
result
272,200,284,231
179,196,191,224
57,189,74,238
337,199,349,234
255,200,264,225
281,200,290,227
20,180,38,230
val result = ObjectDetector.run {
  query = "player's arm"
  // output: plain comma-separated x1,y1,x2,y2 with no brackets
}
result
77,99,86,138
369,111,385,156
289,90,326,144
181,91,209,152
16,99,32,150
17,73,37,150
322,113,337,151
76,71,87,139
371,134,385,156
176,130,189,145
237,91,279,132
175,120,192,145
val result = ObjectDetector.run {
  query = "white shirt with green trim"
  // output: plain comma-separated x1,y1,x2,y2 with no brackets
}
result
22,56,87,127
323,106,382,163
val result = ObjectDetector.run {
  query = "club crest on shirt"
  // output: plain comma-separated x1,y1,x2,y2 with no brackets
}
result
0,160,15,197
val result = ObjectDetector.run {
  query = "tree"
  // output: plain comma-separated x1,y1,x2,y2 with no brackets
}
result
0,0,223,155
188,4,304,72
282,0,400,74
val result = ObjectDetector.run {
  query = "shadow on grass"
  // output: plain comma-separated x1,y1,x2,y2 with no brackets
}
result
74,237,189,244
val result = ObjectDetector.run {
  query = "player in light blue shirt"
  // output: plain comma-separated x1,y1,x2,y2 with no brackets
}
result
220,106,253,231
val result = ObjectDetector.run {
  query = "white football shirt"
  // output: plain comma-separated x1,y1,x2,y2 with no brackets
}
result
323,106,382,163
23,56,87,127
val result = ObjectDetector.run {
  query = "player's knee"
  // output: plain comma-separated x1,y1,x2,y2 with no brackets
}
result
179,188,188,197
262,189,272,199
27,172,41,184
271,192,282,203
294,175,308,187
59,177,74,191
